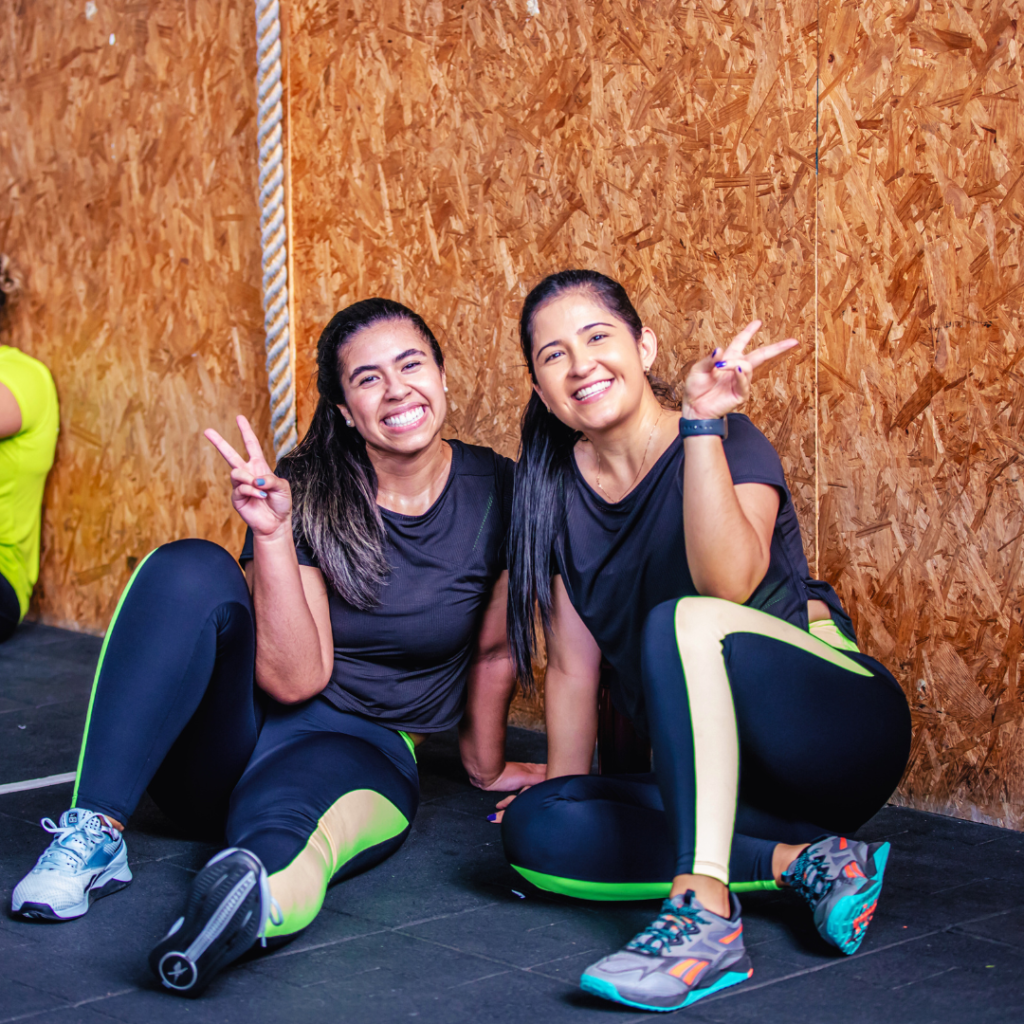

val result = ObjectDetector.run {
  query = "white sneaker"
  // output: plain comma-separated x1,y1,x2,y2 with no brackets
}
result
11,808,132,921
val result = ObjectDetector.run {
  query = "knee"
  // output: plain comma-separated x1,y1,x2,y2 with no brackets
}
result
643,598,749,668
140,540,247,603
501,776,585,866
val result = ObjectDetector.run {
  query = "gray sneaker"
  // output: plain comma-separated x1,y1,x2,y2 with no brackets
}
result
580,890,752,1012
783,835,890,955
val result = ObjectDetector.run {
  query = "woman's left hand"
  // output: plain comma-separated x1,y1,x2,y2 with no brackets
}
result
487,785,535,824
683,320,798,420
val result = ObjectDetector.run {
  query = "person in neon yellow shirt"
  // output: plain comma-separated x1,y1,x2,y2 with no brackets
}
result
0,255,59,641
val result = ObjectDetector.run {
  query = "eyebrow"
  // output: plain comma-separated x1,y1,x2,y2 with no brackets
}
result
348,347,426,382
535,322,616,358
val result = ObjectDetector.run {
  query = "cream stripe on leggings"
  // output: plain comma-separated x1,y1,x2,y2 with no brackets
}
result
666,598,875,883
502,597,910,897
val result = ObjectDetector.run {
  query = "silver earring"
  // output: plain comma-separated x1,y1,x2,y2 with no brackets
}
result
345,418,354,427
443,385,449,393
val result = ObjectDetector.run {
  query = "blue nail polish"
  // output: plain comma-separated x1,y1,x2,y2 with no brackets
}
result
255,478,265,486
259,491,268,498
487,813,497,822
712,348,719,357
737,366,743,374
715,361,727,369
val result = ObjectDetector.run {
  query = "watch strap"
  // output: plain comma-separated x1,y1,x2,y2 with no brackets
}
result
679,416,728,439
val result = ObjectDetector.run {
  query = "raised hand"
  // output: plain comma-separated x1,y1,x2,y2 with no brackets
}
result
682,320,798,421
204,415,292,539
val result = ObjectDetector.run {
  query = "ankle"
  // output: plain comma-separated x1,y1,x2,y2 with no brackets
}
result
773,842,809,885
670,873,731,918
101,815,124,832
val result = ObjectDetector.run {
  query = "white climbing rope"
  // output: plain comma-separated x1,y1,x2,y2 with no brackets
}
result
255,0,297,458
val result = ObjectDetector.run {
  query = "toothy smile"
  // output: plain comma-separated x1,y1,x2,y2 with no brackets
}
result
573,380,612,401
383,405,426,428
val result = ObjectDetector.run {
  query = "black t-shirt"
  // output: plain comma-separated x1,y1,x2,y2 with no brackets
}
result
241,440,514,733
552,413,853,732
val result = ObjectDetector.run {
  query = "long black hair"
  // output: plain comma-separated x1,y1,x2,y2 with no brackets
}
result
507,270,675,686
280,297,444,609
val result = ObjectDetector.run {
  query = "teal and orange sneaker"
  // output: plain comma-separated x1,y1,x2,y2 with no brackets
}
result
580,890,752,1012
783,835,890,954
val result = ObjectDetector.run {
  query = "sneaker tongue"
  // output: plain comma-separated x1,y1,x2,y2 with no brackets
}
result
58,808,104,834
668,890,698,911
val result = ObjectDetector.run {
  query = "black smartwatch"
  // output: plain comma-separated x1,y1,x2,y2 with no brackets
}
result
679,415,728,439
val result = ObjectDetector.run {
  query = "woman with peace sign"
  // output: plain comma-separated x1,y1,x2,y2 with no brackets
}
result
12,298,540,995
498,271,911,1012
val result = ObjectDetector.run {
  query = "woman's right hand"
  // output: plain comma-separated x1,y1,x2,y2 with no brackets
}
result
204,415,292,539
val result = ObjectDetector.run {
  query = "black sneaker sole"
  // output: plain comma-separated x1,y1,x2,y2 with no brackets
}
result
148,849,265,997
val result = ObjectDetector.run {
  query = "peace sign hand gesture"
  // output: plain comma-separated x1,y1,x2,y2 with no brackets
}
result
204,415,292,539
682,320,798,421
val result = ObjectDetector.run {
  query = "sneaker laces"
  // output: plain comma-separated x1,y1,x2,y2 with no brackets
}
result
257,883,284,948
38,812,113,871
626,897,709,955
786,847,835,908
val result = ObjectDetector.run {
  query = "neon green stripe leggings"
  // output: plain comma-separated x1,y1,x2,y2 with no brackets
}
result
74,540,418,939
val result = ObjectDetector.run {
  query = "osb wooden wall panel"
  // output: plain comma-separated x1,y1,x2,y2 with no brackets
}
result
1,0,269,631
814,0,1024,827
285,0,823,730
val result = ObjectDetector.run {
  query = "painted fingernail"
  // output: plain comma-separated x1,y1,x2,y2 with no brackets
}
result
487,813,498,822
255,478,265,486
712,348,719,357
737,366,744,374
715,361,727,369
259,491,268,498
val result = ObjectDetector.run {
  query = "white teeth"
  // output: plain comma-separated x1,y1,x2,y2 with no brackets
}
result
384,406,426,428
574,380,611,401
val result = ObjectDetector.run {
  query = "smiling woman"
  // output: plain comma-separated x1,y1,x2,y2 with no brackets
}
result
500,270,912,1013
10,297,545,997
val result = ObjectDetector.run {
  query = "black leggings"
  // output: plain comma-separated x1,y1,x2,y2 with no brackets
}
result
73,539,419,937
502,597,911,898
0,571,20,643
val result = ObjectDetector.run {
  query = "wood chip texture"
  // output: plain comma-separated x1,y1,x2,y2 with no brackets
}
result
4,0,1024,828
1,1,270,630
287,0,1024,826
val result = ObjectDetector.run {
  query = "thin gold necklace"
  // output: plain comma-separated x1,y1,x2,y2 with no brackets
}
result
595,416,660,502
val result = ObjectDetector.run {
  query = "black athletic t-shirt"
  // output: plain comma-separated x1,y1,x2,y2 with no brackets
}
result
552,413,853,732
240,440,514,733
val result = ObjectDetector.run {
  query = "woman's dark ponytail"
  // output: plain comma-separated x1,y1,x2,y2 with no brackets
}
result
507,392,578,687
280,298,444,610
507,270,671,686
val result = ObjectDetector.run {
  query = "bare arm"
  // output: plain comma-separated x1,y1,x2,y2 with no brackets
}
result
245,547,335,703
544,575,603,779
681,320,797,603
459,571,545,791
0,380,22,438
206,416,333,704
683,458,779,603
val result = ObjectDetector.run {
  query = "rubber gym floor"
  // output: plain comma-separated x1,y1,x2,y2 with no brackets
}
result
1,621,1022,1024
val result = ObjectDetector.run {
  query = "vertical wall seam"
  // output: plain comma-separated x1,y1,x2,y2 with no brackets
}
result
813,0,821,578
